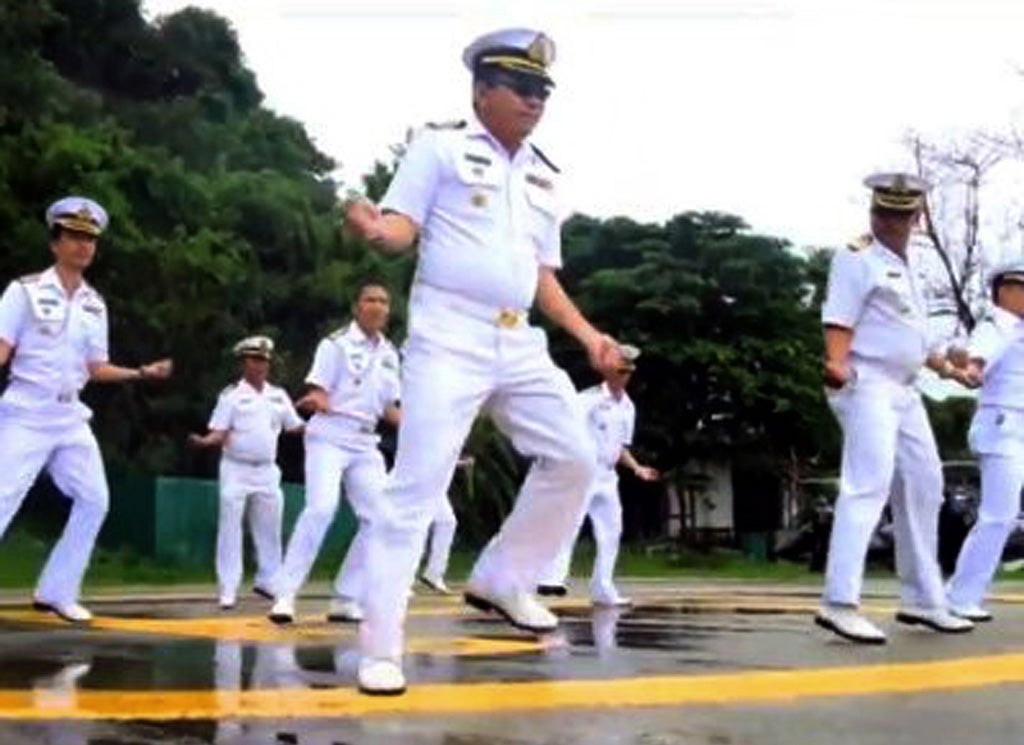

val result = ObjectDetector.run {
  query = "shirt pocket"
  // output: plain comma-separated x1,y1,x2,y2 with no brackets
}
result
875,274,918,321
447,156,503,222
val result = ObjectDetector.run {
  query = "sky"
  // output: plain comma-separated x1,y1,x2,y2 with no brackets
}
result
141,0,1024,250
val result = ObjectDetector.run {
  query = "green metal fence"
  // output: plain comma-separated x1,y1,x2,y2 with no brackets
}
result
103,470,356,569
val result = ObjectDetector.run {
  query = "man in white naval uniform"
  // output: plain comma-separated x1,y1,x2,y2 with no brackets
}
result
345,28,623,694
0,196,172,623
538,345,659,606
267,282,400,625
945,259,1024,622
815,173,974,643
418,454,474,595
188,335,304,609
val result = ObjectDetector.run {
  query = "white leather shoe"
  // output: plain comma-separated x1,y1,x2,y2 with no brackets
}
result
419,574,451,595
814,605,886,644
949,604,993,622
33,599,93,624
326,597,364,623
218,594,237,610
357,657,406,696
268,596,295,625
464,585,558,633
896,606,974,633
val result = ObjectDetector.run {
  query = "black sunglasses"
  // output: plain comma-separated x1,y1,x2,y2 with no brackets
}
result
489,72,552,102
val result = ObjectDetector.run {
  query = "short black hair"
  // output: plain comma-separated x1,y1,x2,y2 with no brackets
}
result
992,275,1024,303
870,205,918,220
353,280,390,304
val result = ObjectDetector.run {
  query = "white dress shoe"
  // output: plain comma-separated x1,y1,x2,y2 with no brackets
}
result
814,605,886,644
949,604,993,622
464,585,558,633
357,657,406,696
326,597,364,623
268,596,295,625
33,599,93,624
419,574,451,595
896,606,974,633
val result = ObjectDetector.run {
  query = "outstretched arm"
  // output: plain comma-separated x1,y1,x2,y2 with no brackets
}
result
344,200,418,254
619,448,659,481
188,429,229,448
89,358,173,384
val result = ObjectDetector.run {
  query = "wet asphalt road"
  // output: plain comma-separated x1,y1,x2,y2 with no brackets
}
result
1,580,1023,744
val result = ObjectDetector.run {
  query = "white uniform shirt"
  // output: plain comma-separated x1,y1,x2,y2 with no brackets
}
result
0,267,108,422
208,379,302,464
821,239,937,383
380,116,563,310
303,323,400,445
969,306,1024,409
581,383,636,470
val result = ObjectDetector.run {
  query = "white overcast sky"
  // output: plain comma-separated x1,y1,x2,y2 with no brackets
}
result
142,0,1024,249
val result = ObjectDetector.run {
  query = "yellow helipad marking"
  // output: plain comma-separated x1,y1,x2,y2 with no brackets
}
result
3,652,1024,720
0,610,546,657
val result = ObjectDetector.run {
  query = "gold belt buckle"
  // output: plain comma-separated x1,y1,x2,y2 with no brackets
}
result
496,309,521,328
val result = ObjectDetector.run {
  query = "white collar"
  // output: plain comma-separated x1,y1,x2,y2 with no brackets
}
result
990,305,1024,333
39,266,93,299
345,322,383,348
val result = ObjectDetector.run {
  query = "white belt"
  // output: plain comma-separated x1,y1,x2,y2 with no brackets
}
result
413,283,528,329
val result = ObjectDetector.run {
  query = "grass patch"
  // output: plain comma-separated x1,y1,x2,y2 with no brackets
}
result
5,528,1023,592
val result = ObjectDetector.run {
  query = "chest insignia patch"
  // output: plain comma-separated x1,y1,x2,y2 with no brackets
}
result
526,173,553,191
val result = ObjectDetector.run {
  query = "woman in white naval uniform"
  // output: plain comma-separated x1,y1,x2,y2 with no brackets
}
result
267,283,400,624
945,259,1024,621
344,28,623,695
815,173,974,644
188,335,304,609
539,348,659,605
0,196,172,623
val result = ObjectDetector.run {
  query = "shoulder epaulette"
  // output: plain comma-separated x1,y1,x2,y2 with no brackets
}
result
327,325,348,341
530,144,560,174
846,234,872,252
17,273,41,285
425,119,466,131
220,382,238,396
81,283,106,303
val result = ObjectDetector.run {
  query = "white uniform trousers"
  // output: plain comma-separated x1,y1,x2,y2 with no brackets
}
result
422,496,458,580
272,436,386,600
947,405,1024,608
358,291,597,660
823,381,946,609
216,457,284,598
0,415,109,605
543,469,623,601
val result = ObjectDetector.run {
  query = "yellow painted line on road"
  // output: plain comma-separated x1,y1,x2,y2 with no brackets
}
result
0,610,545,657
3,652,1024,720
